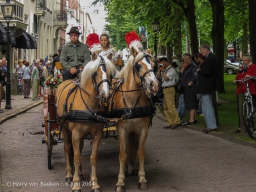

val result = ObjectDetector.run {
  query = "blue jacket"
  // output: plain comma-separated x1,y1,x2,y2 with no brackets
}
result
180,64,198,88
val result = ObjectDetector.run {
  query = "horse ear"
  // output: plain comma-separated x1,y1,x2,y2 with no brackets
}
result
92,52,97,61
130,47,138,57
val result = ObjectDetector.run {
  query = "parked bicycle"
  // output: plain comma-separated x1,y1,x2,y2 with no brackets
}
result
235,76,256,139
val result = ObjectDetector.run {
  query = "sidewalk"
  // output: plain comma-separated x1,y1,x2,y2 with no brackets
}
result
0,94,43,125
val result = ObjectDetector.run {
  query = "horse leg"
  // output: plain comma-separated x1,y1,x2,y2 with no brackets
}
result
62,125,73,183
71,129,82,192
79,138,84,181
116,129,127,192
128,133,139,176
90,129,102,192
137,129,148,190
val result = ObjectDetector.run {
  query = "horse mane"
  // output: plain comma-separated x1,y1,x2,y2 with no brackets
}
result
80,56,118,85
117,51,144,82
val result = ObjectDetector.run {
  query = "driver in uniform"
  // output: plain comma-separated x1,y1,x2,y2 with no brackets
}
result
60,27,91,80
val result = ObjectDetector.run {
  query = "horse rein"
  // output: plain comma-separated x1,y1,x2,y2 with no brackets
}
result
133,54,154,88
91,55,112,95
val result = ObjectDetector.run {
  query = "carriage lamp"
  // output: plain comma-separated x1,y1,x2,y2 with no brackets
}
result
1,0,15,109
151,19,160,59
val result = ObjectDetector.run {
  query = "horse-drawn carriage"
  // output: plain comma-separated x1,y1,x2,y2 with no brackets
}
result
41,31,159,192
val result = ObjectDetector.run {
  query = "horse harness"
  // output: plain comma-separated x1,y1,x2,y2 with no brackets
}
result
58,54,156,126
58,56,110,124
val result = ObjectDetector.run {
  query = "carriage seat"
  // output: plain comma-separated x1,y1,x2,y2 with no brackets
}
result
55,62,63,70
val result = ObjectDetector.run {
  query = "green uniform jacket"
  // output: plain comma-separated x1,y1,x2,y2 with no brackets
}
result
60,41,91,70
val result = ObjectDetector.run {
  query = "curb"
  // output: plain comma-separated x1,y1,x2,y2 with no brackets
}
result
154,108,256,148
0,100,43,125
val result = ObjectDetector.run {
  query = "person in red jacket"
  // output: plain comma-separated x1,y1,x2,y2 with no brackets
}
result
233,54,256,133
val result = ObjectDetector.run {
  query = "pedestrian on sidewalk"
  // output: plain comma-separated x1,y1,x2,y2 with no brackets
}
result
181,53,198,125
197,44,221,133
156,57,181,129
23,61,31,98
0,64,4,112
31,60,40,100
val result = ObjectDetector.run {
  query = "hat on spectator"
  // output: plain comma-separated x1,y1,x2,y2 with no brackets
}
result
67,27,82,35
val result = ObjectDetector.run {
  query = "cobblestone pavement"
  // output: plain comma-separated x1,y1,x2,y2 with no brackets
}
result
1,103,256,192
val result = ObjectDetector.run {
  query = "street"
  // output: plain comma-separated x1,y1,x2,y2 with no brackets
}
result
1,104,256,192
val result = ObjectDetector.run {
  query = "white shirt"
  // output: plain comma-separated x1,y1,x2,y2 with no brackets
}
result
161,67,177,87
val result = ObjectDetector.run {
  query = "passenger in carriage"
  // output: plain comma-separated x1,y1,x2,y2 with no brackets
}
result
60,26,91,81
99,33,118,68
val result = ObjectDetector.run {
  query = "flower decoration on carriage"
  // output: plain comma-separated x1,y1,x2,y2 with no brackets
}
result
125,30,143,52
86,33,101,54
44,75,62,90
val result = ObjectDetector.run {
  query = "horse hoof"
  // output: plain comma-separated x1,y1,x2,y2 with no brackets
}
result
79,174,84,181
138,182,148,190
131,169,138,176
91,188,101,192
115,185,126,192
65,177,73,184
124,171,129,177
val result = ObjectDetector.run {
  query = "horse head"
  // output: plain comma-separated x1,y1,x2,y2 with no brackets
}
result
80,55,117,102
129,47,159,94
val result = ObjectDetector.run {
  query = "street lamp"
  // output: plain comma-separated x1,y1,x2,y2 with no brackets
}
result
1,0,15,109
151,19,160,59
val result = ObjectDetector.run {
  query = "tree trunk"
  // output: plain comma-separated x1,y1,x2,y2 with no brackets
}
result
249,0,256,62
209,0,224,93
209,0,225,126
242,0,248,56
242,21,248,55
166,42,173,62
183,0,198,55
172,0,198,55
173,8,182,62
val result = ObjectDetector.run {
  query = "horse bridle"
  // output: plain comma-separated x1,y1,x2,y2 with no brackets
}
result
133,54,154,87
92,55,112,95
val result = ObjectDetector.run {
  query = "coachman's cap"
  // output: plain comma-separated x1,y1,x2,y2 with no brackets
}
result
67,27,82,35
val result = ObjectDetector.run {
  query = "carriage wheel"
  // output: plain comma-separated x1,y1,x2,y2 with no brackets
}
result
47,112,53,169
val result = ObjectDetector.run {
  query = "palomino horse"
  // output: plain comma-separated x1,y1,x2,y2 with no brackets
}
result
55,56,117,192
109,49,159,191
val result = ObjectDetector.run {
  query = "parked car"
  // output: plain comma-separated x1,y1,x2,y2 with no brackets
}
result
224,60,240,74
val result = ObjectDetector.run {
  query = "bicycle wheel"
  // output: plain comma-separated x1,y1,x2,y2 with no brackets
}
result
242,101,252,129
248,110,256,140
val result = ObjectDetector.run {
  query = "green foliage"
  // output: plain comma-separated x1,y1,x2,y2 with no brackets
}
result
91,0,248,54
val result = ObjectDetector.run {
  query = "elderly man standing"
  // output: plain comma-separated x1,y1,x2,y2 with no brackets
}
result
197,44,221,133
60,27,91,80
233,54,256,133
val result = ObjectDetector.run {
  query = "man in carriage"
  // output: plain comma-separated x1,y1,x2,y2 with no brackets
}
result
60,26,91,81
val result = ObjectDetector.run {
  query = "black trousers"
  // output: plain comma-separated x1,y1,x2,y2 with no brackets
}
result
62,69,78,81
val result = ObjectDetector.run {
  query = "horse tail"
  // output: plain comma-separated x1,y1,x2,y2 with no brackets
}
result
126,132,139,166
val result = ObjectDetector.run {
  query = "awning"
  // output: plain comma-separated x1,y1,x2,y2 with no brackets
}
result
0,25,7,44
0,25,16,46
14,32,31,49
25,32,37,49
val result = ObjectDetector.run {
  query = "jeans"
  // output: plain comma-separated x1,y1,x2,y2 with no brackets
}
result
201,94,217,129
197,94,202,113
178,94,186,121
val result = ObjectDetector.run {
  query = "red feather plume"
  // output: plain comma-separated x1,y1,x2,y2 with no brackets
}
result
125,30,140,47
86,33,100,48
